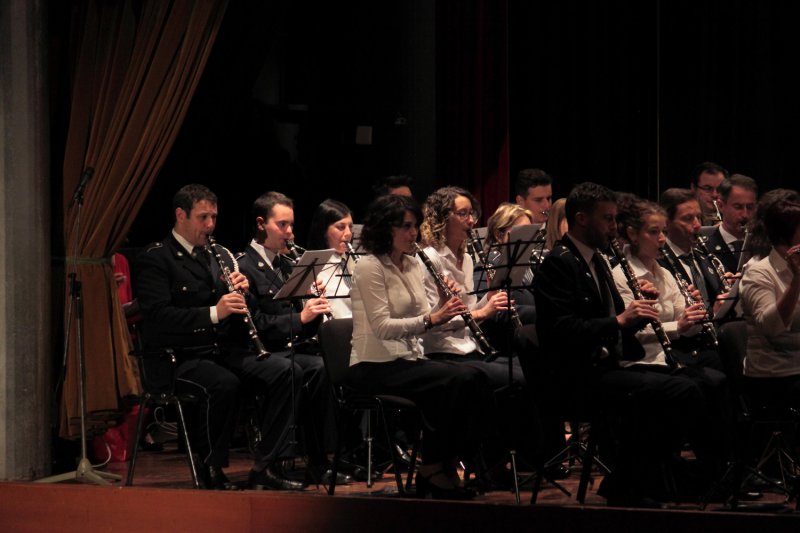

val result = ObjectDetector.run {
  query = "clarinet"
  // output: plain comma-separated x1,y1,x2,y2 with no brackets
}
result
345,241,360,263
693,234,733,292
285,239,333,320
469,231,523,330
608,239,678,369
528,219,548,277
206,236,271,360
414,243,500,361
659,244,719,350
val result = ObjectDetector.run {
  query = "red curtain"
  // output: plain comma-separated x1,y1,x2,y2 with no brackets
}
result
436,0,509,222
60,0,229,437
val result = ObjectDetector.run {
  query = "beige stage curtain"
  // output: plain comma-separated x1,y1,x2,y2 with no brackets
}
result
60,0,229,437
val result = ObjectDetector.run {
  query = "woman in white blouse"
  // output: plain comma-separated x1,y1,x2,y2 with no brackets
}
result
347,194,492,500
609,199,729,490
740,199,800,406
307,199,356,319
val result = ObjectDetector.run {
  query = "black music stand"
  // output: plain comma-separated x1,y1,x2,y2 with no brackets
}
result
273,249,340,480
472,224,568,503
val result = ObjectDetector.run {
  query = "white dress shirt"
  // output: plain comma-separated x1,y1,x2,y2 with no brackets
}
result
419,244,488,356
740,248,800,378
612,246,697,367
318,252,353,319
349,253,430,365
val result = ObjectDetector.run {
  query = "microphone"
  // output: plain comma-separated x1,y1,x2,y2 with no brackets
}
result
69,167,95,207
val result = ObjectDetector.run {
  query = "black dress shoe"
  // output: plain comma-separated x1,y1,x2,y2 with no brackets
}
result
320,468,353,486
198,464,240,490
248,466,306,491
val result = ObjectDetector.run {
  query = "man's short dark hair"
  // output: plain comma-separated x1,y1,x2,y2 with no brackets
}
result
691,161,729,185
361,195,423,255
564,182,616,227
252,191,294,232
373,175,414,197
660,188,698,221
515,168,553,198
172,184,217,221
719,173,758,201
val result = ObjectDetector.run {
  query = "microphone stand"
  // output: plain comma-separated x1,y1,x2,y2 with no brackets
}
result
37,168,121,485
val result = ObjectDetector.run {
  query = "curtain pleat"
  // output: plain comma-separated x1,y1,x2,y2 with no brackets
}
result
59,0,229,437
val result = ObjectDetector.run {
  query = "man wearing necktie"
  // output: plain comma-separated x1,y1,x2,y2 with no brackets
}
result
706,174,758,274
535,182,723,506
136,184,304,491
238,191,342,487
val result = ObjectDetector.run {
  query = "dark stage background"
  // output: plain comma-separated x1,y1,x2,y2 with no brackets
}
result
56,0,796,252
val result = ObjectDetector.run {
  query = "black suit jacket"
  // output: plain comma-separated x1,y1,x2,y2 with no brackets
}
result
237,244,320,352
135,233,251,353
657,247,722,310
706,227,739,274
534,236,644,369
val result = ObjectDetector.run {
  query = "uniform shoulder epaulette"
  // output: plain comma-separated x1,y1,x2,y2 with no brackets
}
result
144,242,164,253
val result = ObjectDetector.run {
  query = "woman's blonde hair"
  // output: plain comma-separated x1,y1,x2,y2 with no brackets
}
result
485,203,533,249
545,198,567,249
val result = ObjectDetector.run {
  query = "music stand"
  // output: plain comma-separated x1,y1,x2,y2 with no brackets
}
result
350,225,365,254
472,224,567,503
273,249,341,480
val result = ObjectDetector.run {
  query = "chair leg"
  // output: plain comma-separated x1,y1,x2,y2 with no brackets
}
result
577,429,598,504
366,412,374,488
173,398,200,489
405,428,421,493
328,407,350,496
126,397,149,486
378,406,406,495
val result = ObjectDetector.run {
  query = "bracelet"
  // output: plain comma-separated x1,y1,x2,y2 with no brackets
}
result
423,314,433,330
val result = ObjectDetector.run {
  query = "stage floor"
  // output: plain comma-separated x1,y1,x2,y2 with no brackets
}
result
2,443,799,533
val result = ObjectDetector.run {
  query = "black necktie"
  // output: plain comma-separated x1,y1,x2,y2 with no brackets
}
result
592,253,616,315
679,252,709,305
192,246,211,269
731,240,744,254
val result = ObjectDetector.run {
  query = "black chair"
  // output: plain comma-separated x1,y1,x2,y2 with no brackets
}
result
317,318,421,496
126,348,200,488
710,320,800,509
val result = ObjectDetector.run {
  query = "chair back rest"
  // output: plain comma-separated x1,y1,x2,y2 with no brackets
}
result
318,318,354,387
717,320,748,389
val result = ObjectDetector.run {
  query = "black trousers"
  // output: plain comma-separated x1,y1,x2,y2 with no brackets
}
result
594,364,728,497
176,352,302,470
345,358,492,465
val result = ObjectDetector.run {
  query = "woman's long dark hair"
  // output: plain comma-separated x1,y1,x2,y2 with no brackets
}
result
307,199,352,251
361,195,422,255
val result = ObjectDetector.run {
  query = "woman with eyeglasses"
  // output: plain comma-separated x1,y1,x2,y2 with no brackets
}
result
347,194,492,499
417,187,512,378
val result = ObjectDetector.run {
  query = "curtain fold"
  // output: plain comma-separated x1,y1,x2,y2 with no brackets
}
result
436,0,509,222
59,0,229,437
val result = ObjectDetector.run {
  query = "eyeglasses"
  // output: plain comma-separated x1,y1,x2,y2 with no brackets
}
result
452,209,479,220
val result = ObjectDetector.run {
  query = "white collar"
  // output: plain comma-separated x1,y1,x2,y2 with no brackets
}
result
719,224,740,245
566,233,597,267
250,239,278,266
172,229,195,255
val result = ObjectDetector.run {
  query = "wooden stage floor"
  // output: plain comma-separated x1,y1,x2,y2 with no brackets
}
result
2,444,799,532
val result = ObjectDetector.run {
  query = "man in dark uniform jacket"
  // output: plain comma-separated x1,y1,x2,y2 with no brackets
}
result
658,188,727,368
705,174,758,274
237,191,340,483
136,184,304,491
534,182,724,506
